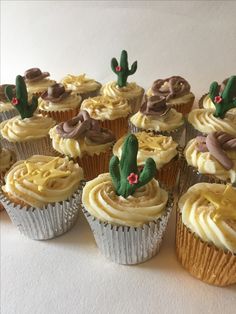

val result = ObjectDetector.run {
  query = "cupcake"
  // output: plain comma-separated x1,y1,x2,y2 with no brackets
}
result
176,183,236,286
24,67,56,99
101,50,144,114
61,73,101,100
186,76,236,142
182,132,236,191
147,76,195,115
0,84,18,122
0,144,16,211
0,155,84,240
80,95,131,139
199,77,236,114
129,94,185,144
38,83,82,123
113,132,180,189
82,134,173,264
49,110,115,180
0,75,55,160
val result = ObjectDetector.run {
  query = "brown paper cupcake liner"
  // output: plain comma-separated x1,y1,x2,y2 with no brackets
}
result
38,107,80,123
168,95,195,116
198,93,208,109
99,117,129,140
128,88,145,115
156,155,180,190
1,135,54,160
176,210,236,286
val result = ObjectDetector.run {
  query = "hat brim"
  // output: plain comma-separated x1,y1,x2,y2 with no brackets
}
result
24,72,50,82
41,90,71,102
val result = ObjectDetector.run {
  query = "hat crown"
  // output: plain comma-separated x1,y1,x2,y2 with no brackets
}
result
24,68,43,79
48,83,65,98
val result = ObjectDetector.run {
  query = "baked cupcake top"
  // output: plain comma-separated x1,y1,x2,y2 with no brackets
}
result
49,110,115,158
0,145,16,173
1,75,55,142
178,183,236,253
130,94,184,131
80,95,131,120
24,68,56,95
61,74,101,94
185,132,236,183
2,155,84,208
0,84,16,113
82,134,168,227
38,83,82,112
113,132,178,169
147,76,194,105
101,50,143,99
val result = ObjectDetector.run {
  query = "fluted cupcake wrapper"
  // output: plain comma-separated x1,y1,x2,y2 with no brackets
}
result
185,120,203,144
198,93,208,109
0,108,18,123
129,121,185,146
168,95,195,116
38,108,80,123
82,193,173,265
1,135,54,160
0,186,83,240
99,117,129,140
127,89,145,115
175,210,236,286
178,159,228,195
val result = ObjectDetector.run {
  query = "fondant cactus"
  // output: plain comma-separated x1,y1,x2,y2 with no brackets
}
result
5,75,38,119
111,50,137,88
109,134,156,198
209,75,236,119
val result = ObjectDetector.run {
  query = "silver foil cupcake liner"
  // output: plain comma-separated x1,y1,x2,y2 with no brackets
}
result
178,158,227,196
185,120,203,144
0,109,18,123
129,121,185,146
0,135,54,160
82,193,174,265
0,186,83,240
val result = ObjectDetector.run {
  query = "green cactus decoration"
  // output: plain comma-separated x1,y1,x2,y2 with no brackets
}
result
5,75,38,119
209,75,236,119
111,50,137,88
109,134,156,198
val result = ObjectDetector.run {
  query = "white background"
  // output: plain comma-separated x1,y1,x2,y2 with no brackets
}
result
1,1,236,314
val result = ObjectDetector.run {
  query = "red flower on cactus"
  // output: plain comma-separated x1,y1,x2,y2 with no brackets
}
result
214,96,222,104
127,173,138,185
12,97,19,106
115,66,122,72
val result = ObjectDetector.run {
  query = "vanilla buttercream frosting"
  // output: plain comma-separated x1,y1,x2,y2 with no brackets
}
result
179,183,236,253
3,155,83,208
81,95,131,120
130,108,184,132
82,173,168,227
61,74,101,94
0,114,56,142
26,78,56,95
101,81,143,100
113,132,178,169
38,94,82,112
188,109,236,136
202,94,236,114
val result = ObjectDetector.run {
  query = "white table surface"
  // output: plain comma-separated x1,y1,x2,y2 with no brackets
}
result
1,1,236,313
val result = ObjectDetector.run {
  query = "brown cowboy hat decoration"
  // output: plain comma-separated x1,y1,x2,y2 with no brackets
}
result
24,68,50,82
41,83,71,102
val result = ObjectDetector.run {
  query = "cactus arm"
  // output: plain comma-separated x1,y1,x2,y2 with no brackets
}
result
5,85,14,102
137,158,157,188
109,155,121,191
111,58,118,74
128,61,137,75
221,76,236,102
209,81,220,101
30,96,38,115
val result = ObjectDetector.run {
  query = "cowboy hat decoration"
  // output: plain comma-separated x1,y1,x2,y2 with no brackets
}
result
41,83,71,103
24,68,50,83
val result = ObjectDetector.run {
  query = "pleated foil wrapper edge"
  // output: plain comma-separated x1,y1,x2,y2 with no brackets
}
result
82,193,174,265
0,186,83,240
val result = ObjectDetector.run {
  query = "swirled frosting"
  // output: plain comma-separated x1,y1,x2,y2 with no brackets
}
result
2,155,83,208
202,95,236,114
0,114,56,142
38,94,82,112
50,111,115,158
101,81,144,100
147,76,194,105
61,74,101,94
113,132,178,169
81,95,131,120
179,183,236,253
82,173,168,227
188,109,236,136
0,147,15,172
26,78,56,94
130,108,184,132
185,137,236,183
